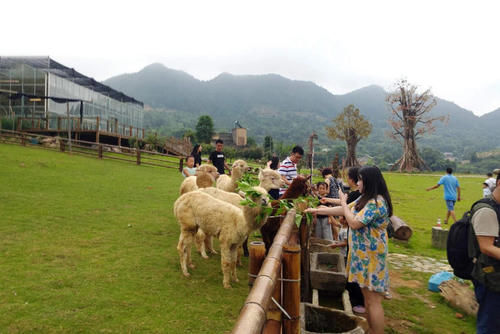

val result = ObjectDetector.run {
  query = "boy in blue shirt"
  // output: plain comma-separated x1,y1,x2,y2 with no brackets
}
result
426,167,461,224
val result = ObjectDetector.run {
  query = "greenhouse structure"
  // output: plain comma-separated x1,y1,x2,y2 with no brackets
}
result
0,57,144,144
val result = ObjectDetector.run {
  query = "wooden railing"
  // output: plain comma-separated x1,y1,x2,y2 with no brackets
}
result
232,210,301,334
0,128,183,171
13,116,144,139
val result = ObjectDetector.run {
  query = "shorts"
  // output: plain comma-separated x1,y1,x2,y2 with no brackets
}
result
445,200,456,211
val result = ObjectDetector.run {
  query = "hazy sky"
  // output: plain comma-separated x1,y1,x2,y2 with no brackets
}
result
4,0,500,115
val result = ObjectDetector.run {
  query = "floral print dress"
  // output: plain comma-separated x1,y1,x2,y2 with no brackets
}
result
346,195,390,293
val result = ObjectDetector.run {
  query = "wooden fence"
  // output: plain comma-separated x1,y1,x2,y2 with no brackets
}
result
0,128,184,171
232,210,301,334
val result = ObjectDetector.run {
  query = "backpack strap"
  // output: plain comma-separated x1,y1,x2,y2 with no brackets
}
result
469,198,500,269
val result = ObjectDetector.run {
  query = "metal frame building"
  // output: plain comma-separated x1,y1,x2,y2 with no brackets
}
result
0,57,144,144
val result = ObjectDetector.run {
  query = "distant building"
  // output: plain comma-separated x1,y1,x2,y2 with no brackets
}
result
443,152,456,162
213,121,247,147
0,57,144,145
358,155,373,166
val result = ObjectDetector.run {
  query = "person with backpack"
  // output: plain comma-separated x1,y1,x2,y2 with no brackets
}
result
470,170,500,333
426,167,461,224
447,169,500,333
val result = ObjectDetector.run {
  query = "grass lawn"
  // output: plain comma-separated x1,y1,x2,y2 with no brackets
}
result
0,143,481,333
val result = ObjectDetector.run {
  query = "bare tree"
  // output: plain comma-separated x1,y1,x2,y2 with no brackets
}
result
386,79,446,172
326,104,372,167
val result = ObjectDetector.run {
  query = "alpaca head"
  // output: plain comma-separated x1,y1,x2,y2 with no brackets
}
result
241,186,272,230
279,175,309,199
231,159,250,179
258,168,284,191
196,165,219,188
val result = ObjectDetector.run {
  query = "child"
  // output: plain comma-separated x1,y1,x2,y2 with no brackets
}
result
483,182,492,198
314,182,334,241
182,156,197,178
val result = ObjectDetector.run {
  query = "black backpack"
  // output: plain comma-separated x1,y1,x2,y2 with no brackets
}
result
446,198,498,280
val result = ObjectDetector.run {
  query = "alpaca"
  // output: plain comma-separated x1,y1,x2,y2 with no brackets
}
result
216,159,249,192
196,187,245,261
179,165,219,195
258,168,284,192
260,175,310,252
174,186,270,288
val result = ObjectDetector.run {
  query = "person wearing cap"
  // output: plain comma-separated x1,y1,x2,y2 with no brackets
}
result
485,172,497,193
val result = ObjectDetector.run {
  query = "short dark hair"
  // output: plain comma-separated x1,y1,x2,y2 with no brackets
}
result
316,181,328,188
292,145,304,156
347,167,359,183
215,139,223,145
446,167,453,174
487,172,493,177
322,168,333,177
270,156,279,170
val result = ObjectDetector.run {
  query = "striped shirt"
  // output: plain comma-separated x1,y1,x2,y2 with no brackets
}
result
279,157,297,196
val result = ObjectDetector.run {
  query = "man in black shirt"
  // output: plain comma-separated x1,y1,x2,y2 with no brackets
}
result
208,139,230,175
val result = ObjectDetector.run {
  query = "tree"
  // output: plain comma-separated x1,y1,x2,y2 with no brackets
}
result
386,79,446,172
195,115,214,144
247,137,257,147
263,136,274,159
326,104,372,167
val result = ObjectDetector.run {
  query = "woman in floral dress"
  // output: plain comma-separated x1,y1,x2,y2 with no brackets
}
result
306,166,392,334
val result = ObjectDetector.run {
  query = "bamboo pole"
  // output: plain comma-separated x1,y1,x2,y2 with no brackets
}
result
262,264,281,334
248,241,266,287
232,210,296,334
282,242,301,334
299,218,311,302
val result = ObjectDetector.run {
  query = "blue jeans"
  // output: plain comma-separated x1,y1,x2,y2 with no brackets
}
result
315,216,333,241
473,280,500,333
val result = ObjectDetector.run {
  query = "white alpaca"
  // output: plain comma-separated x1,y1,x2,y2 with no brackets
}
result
179,165,219,195
174,186,270,288
258,168,284,192
216,159,249,192
197,187,245,262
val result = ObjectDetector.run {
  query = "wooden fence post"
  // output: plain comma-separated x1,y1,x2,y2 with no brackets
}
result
249,241,266,287
96,117,100,143
98,144,103,159
136,149,141,165
60,139,65,152
21,133,26,146
179,157,183,172
282,243,301,334
263,265,282,334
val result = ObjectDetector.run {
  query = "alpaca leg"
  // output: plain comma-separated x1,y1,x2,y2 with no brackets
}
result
177,231,192,277
242,237,249,257
220,246,232,288
230,247,239,283
236,246,243,267
206,236,218,254
195,229,209,259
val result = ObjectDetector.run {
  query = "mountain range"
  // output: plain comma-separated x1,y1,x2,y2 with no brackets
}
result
104,63,500,159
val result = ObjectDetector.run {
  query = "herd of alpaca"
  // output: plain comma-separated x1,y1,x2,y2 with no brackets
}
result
174,159,285,288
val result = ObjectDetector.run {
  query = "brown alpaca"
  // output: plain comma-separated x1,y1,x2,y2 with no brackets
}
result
260,175,310,252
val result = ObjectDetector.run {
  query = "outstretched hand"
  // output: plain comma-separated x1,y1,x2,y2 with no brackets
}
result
339,188,348,207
